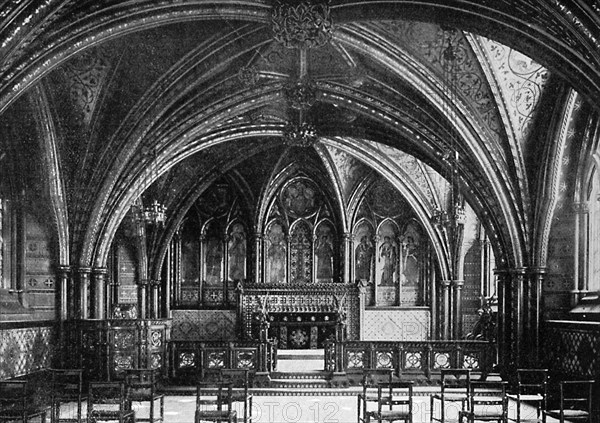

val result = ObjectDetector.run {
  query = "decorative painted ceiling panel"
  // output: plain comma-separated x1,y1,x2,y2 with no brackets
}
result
323,145,370,202
62,46,113,128
370,141,438,209
475,35,550,146
370,20,506,160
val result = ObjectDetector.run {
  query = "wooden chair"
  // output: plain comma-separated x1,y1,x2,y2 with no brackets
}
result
195,382,237,423
219,369,253,423
542,380,594,423
366,381,413,423
506,369,548,423
50,369,85,423
357,368,394,423
125,369,164,423
87,381,136,423
431,369,471,423
0,380,49,423
459,380,508,423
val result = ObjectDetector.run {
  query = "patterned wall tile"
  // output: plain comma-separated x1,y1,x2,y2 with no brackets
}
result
0,325,55,380
363,309,430,341
171,310,237,341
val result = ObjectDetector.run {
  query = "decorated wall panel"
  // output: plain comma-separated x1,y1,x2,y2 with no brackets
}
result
462,241,483,334
24,215,55,317
354,222,375,283
227,222,246,281
171,310,237,341
265,222,287,284
117,242,137,304
363,309,430,341
356,178,430,308
0,324,55,380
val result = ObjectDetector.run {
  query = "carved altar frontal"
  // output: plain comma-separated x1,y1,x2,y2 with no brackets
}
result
241,283,359,344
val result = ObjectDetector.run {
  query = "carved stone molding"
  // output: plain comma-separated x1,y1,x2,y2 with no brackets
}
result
283,122,318,147
271,0,333,49
284,79,317,110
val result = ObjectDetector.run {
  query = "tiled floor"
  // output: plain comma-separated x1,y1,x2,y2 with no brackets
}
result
136,395,555,423
56,392,560,423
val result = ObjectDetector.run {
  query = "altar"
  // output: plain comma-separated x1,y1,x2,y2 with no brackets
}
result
266,312,337,349
239,283,360,347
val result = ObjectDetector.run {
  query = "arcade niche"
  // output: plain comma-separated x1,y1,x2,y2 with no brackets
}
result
169,169,436,345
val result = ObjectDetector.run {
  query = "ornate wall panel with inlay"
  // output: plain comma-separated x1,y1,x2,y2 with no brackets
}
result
171,310,237,341
363,308,429,341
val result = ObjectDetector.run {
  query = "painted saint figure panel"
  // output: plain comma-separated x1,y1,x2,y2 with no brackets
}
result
228,223,246,281
266,223,286,283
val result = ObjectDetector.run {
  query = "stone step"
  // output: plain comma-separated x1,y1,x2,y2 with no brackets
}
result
269,378,330,389
271,371,330,380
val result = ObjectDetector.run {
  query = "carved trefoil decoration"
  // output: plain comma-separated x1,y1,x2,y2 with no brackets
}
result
283,122,318,147
271,0,333,49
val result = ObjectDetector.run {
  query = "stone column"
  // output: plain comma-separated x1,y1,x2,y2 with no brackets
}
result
254,232,262,283
525,267,545,366
149,279,160,319
513,268,526,369
77,267,91,319
572,202,589,304
441,280,451,339
91,267,108,319
452,279,464,339
138,278,148,319
495,267,527,373
57,265,71,321
343,232,352,283
109,273,120,319
495,269,510,372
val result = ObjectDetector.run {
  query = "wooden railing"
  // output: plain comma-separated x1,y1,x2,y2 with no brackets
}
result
168,340,277,384
325,340,496,384
64,319,171,381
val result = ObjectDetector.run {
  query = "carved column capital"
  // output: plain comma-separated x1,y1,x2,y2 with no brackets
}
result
572,202,590,214
77,267,92,276
92,267,108,276
57,265,72,275
451,279,464,289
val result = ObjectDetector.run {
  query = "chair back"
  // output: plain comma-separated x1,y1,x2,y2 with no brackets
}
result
468,380,507,418
377,381,413,416
125,368,160,401
516,368,548,396
440,368,471,391
220,369,249,395
51,369,83,401
88,381,129,415
362,368,394,390
559,380,594,419
196,382,233,413
0,381,27,413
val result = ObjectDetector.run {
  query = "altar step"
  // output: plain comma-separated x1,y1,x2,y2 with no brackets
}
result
270,371,330,389
276,348,325,372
